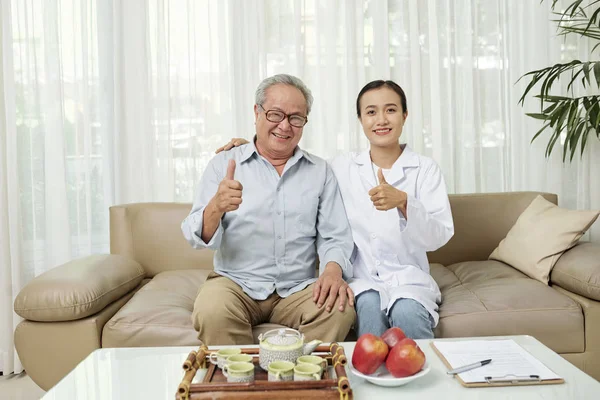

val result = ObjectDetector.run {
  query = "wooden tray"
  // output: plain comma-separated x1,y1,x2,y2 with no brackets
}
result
176,342,352,399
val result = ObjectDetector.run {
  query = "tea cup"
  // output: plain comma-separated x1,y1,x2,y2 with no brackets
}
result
209,348,242,369
222,362,255,383
294,363,321,381
225,354,254,365
268,360,295,382
296,355,327,375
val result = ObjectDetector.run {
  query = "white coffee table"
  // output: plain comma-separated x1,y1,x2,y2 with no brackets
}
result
41,335,599,399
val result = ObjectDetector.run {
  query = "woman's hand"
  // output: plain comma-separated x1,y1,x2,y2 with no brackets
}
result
369,168,408,216
215,138,250,154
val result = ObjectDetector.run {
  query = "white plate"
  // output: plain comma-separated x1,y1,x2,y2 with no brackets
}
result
348,362,431,387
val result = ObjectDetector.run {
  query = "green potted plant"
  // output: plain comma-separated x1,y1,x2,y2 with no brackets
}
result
519,0,600,161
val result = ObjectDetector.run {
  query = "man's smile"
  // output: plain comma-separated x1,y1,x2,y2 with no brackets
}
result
272,132,292,139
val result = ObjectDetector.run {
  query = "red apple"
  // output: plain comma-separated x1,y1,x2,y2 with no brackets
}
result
397,337,417,348
381,327,407,348
385,340,426,378
352,334,389,375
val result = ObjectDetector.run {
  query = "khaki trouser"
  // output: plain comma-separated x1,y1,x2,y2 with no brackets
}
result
192,272,356,345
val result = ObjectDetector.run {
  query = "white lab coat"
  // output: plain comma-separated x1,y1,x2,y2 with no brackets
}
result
330,145,454,326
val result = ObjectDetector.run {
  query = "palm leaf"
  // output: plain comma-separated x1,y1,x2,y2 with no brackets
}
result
519,1,600,161
571,119,587,160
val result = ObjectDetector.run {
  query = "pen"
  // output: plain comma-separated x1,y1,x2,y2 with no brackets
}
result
447,359,492,375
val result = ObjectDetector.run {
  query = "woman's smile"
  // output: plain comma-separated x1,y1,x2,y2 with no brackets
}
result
373,128,392,136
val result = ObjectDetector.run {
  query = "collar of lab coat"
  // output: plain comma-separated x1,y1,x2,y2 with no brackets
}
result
353,144,420,187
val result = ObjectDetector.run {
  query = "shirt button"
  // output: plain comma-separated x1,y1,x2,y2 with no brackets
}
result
371,233,377,239
375,260,381,266
277,188,281,192
277,211,281,215
277,235,282,239
386,281,392,286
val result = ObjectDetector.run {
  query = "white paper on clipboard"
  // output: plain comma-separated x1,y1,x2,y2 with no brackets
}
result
432,339,562,383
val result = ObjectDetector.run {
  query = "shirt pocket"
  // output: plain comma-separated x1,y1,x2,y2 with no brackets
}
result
292,190,319,236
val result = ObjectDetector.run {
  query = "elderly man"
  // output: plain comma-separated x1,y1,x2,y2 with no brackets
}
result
181,74,355,345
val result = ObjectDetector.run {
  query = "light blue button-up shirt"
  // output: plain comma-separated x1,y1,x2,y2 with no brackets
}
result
181,140,354,300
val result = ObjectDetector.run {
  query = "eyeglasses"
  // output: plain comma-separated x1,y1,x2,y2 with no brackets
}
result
258,105,308,128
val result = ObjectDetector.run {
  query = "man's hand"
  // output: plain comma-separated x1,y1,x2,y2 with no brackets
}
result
368,168,408,216
215,138,250,154
201,159,242,243
211,159,243,213
313,262,354,312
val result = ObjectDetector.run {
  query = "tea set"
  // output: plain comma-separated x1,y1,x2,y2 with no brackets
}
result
209,328,326,383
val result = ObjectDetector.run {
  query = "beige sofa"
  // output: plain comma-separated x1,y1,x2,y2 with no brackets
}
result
13,192,600,390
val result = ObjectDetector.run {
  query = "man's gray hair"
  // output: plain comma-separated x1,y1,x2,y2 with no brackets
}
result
255,74,314,115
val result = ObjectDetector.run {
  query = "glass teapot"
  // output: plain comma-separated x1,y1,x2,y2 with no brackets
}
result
257,328,322,370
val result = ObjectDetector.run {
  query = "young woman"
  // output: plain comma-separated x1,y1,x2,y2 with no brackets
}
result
217,80,454,339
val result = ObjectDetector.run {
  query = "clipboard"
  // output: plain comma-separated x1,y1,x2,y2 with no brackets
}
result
430,340,565,388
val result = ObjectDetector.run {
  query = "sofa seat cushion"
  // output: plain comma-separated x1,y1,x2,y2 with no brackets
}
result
430,261,584,353
102,270,286,347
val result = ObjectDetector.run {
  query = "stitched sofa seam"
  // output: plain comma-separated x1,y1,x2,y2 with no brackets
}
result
15,272,145,312
440,307,582,317
448,192,554,200
445,268,489,311
106,321,193,328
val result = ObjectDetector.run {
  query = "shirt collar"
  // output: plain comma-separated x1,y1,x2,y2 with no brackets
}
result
240,138,258,163
354,144,419,168
354,144,419,187
299,149,316,164
241,136,315,165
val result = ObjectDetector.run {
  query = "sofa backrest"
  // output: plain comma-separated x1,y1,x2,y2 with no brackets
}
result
110,191,557,276
427,191,557,266
110,203,214,277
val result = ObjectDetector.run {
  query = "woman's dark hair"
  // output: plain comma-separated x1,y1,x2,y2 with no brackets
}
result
356,80,408,117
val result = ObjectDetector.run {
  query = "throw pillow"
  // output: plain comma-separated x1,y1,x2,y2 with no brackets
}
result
489,195,599,284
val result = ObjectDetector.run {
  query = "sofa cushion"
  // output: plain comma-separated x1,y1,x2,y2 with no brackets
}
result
110,203,215,277
102,270,286,347
431,261,584,353
14,254,145,322
550,242,600,301
427,192,557,266
102,270,207,347
489,195,599,284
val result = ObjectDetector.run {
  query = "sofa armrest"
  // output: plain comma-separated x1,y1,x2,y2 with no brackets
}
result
14,254,145,322
550,242,600,301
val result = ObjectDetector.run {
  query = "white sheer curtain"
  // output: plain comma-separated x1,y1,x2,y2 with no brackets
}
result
1,0,598,376
1,0,24,377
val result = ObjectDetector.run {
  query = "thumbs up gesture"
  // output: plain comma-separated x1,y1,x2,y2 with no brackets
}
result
213,159,243,213
368,168,408,214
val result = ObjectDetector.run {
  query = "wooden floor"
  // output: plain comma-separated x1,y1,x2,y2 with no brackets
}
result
0,372,46,400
